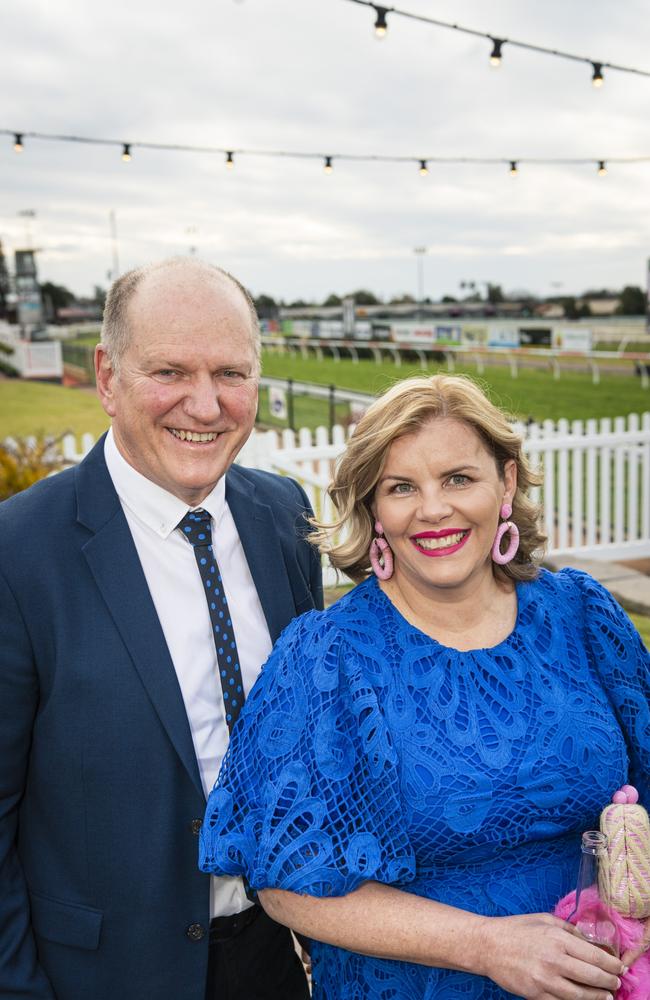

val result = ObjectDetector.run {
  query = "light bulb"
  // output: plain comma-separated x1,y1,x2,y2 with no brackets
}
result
592,62,604,87
490,39,503,67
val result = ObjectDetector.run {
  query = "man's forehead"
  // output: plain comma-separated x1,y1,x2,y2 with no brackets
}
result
132,266,244,311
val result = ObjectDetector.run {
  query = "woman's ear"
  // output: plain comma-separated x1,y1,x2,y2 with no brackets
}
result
503,459,518,505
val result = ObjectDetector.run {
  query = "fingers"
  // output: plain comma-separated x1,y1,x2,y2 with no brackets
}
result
559,954,621,994
564,930,624,970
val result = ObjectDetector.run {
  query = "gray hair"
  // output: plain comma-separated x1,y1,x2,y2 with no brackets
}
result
100,257,261,377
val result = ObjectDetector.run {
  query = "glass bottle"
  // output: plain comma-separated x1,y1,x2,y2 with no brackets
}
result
572,830,620,957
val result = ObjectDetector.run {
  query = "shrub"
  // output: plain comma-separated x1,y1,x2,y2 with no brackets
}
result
0,433,69,499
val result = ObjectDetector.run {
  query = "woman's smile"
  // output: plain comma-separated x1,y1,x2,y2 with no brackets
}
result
411,529,471,556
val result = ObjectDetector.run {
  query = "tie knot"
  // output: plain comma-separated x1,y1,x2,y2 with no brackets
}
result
178,508,213,547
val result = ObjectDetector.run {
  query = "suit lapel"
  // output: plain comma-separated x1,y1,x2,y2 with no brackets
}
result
75,439,204,799
226,470,297,643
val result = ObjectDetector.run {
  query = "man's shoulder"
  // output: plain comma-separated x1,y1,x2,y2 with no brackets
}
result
227,464,307,503
0,464,77,525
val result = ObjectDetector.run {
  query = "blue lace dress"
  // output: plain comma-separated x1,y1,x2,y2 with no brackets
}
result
200,568,650,999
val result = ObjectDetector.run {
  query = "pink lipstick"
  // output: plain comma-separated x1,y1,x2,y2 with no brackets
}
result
410,528,471,557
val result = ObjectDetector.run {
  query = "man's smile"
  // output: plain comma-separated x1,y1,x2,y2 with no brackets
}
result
167,428,220,443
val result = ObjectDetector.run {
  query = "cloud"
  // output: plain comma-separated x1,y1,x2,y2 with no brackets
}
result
1,0,648,299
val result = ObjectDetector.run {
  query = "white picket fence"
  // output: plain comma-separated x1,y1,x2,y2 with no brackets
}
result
0,327,63,378
57,413,650,569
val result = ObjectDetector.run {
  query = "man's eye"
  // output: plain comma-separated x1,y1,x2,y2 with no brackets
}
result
219,370,246,382
153,369,180,380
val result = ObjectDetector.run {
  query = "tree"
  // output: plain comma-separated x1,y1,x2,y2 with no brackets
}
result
40,281,76,311
486,283,505,304
0,240,9,318
349,289,380,305
616,285,646,316
388,293,416,304
93,285,107,308
254,293,278,319
323,293,342,306
441,295,457,303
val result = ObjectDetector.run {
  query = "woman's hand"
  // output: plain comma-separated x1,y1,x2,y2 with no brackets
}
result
620,915,650,969
477,913,625,1000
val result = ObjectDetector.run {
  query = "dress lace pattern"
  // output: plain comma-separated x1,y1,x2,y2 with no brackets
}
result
200,568,650,999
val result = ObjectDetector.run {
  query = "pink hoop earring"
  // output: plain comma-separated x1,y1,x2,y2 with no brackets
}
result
491,502,520,566
369,520,394,580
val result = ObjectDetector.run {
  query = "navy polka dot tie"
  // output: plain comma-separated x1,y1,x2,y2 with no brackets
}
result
177,509,244,732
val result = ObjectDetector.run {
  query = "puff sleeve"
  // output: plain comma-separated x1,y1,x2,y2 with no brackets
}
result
564,568,650,804
199,612,416,897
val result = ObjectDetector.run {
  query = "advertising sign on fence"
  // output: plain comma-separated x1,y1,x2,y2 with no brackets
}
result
552,327,593,352
268,386,288,421
318,320,344,339
487,326,521,349
434,324,462,345
390,323,435,346
461,325,488,346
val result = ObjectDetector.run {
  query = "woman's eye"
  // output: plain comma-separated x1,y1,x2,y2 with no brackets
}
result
448,474,470,487
392,482,414,494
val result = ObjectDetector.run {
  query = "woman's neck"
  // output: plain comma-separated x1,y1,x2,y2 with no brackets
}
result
379,565,518,651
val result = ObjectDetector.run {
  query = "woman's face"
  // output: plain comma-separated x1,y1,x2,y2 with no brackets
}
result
372,417,517,596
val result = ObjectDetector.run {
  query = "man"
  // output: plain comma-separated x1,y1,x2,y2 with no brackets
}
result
0,258,322,999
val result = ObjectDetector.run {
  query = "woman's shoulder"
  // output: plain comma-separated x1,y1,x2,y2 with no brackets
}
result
522,564,610,605
266,576,392,681
282,576,382,636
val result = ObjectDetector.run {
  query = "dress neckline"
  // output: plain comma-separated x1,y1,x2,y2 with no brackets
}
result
367,572,529,654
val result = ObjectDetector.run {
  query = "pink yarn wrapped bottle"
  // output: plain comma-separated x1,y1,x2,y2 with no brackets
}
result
600,784,650,920
554,787,650,1000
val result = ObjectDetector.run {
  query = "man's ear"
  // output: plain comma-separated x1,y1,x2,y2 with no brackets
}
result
95,344,117,418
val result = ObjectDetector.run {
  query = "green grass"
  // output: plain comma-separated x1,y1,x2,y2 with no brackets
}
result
0,381,110,439
260,352,650,423
1,346,649,441
630,613,650,649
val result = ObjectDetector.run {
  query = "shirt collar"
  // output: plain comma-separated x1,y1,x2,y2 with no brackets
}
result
104,427,226,539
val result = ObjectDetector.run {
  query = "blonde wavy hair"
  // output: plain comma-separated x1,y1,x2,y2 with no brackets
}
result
310,373,546,583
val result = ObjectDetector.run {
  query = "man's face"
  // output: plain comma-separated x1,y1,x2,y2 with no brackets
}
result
96,269,259,506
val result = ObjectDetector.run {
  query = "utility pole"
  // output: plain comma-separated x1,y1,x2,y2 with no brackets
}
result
109,210,120,280
414,246,427,305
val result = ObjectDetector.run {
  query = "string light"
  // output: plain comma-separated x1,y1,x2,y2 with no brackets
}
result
13,133,23,153
597,160,607,176
3,130,649,178
373,6,388,38
509,160,518,176
344,0,650,84
591,62,604,87
489,39,503,67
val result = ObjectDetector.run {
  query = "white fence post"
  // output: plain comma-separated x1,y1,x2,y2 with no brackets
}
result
22,415,650,563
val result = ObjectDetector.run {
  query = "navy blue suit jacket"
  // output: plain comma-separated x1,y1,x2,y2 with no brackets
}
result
0,436,323,999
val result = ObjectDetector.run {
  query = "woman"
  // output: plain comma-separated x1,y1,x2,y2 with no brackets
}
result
200,374,649,999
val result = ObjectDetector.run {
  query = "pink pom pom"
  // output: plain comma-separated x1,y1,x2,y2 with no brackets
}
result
622,785,639,804
613,790,628,804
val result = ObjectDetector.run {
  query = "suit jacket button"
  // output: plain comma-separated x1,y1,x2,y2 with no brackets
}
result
190,818,203,835
186,923,205,941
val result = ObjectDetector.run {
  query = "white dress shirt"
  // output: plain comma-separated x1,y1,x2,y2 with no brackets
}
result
104,429,273,916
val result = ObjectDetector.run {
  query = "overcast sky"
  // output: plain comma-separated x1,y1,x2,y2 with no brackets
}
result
2,0,649,302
